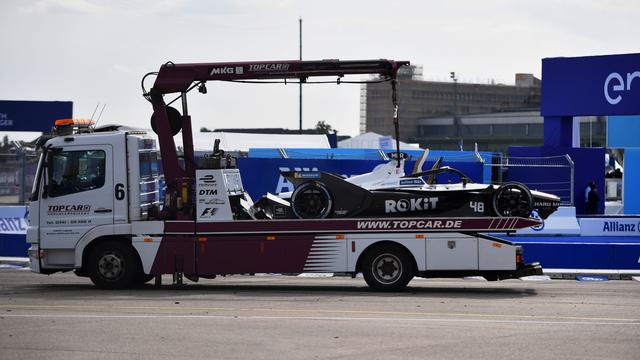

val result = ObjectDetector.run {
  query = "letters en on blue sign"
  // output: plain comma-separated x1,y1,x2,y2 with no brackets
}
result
0,100,73,132
541,53,640,116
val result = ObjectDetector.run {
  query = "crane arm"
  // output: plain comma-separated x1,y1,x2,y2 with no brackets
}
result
149,59,409,95
144,59,409,219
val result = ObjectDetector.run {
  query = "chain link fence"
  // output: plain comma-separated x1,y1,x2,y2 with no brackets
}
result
0,152,39,205
487,154,575,205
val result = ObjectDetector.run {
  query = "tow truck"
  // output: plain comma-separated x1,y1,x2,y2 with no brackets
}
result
26,59,542,291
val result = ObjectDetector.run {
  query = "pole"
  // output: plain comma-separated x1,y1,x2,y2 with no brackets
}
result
299,18,303,134
450,72,459,148
20,150,26,204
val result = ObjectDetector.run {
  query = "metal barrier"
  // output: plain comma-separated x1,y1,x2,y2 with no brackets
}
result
487,154,575,205
0,152,39,205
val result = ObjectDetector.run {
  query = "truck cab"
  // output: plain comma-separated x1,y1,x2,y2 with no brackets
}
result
27,120,161,274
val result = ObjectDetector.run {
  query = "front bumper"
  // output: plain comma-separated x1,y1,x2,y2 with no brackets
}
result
515,262,543,277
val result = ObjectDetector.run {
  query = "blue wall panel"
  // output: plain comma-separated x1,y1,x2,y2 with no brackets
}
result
623,148,640,214
0,234,30,257
516,243,616,269
608,116,640,148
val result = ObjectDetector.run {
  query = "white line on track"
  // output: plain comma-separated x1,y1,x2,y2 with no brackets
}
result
2,313,638,326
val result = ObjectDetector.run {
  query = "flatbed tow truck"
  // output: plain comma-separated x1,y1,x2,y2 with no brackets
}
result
26,59,542,291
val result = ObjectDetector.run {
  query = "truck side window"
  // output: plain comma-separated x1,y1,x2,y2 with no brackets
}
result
48,150,106,197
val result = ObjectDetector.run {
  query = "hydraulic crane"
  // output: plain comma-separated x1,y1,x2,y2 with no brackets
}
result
142,59,410,219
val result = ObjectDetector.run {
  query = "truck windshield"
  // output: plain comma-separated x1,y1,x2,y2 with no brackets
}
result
48,150,106,197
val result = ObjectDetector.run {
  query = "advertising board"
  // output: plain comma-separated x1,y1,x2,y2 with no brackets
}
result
542,53,640,117
0,100,73,132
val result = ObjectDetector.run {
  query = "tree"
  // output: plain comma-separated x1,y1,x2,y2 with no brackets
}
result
315,121,336,134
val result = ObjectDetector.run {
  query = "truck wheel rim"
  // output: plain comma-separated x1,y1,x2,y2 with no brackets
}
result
97,252,125,280
372,253,402,284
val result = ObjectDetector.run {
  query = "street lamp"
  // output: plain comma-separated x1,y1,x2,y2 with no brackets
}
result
450,72,460,148
450,71,458,120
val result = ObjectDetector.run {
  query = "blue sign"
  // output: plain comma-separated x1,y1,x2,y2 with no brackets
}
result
0,205,29,257
0,206,28,235
542,53,640,116
0,100,73,132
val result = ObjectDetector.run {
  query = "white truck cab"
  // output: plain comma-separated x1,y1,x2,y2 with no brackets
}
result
28,121,160,274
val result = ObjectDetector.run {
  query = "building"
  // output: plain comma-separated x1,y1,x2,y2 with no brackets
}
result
416,110,606,152
361,66,542,151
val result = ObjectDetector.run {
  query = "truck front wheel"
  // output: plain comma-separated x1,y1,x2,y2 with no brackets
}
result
362,244,414,291
88,242,141,289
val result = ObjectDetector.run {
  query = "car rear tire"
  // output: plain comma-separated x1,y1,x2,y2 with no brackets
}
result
362,244,414,291
492,182,533,218
88,242,141,289
291,181,333,219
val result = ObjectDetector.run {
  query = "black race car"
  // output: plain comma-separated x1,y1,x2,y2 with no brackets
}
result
252,158,561,220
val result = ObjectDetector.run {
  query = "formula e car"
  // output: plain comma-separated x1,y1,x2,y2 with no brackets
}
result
252,155,561,220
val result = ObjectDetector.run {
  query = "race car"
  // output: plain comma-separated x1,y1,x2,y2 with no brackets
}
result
252,155,561,220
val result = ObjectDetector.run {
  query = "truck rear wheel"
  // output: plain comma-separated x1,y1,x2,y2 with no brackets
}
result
362,244,414,291
88,242,141,289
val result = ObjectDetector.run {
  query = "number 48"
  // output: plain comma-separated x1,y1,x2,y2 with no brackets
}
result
470,201,484,213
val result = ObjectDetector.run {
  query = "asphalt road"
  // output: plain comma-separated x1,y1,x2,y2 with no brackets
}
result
1,270,639,360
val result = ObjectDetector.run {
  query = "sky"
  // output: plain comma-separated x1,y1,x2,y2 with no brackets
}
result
1,0,639,142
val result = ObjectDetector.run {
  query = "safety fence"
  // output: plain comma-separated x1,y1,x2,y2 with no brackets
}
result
486,154,575,206
0,152,39,205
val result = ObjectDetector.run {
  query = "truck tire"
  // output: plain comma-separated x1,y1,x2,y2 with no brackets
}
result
362,244,414,291
88,242,141,289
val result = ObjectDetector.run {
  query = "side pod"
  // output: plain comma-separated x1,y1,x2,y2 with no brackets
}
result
282,171,373,218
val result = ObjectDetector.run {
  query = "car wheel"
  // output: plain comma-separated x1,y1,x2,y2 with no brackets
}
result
492,182,533,218
362,244,414,291
88,242,141,289
291,181,333,219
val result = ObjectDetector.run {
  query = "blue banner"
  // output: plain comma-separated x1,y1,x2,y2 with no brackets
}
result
0,206,29,257
0,206,28,235
542,53,640,116
0,100,73,132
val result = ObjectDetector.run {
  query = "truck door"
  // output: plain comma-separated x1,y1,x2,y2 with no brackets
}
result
38,145,114,250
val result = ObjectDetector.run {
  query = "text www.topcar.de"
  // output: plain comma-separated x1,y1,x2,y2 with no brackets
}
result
356,219,463,230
